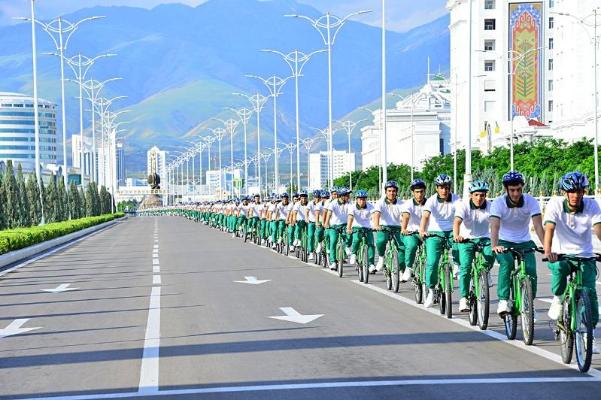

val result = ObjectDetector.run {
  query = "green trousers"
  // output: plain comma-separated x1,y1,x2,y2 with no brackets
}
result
307,222,316,253
548,258,599,327
235,216,247,232
403,233,422,270
456,237,495,298
326,224,351,262
351,227,375,265
375,226,405,269
425,231,458,289
315,225,325,248
495,240,538,300
294,220,308,243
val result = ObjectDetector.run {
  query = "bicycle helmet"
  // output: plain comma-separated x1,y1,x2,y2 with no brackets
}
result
330,187,338,193
281,192,289,198
313,189,322,197
384,180,398,190
410,178,426,191
299,190,308,197
469,180,490,193
434,174,452,186
560,171,589,192
320,190,330,198
355,189,369,198
502,171,525,187
339,187,351,196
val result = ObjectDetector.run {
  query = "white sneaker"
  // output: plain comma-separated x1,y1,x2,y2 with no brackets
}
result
453,264,460,279
316,243,322,253
329,262,337,271
232,233,236,238
497,300,511,315
376,258,384,272
349,254,357,265
424,289,434,308
345,247,352,256
459,297,469,312
547,296,562,320
308,253,315,261
401,267,412,283
294,239,300,246
368,264,376,273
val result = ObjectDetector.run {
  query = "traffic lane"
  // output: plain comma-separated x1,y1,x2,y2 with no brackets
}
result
157,218,587,392
357,249,601,371
0,218,156,399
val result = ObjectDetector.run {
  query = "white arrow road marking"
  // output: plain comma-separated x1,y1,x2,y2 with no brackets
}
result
269,307,323,324
234,276,271,285
0,319,42,339
41,283,79,293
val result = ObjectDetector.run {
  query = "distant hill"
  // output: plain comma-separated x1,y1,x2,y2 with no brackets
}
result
0,0,449,176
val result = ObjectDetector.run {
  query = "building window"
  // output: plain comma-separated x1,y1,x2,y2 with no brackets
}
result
549,0,554,8
549,37,554,50
549,17,554,29
484,0,495,9
484,101,496,112
484,19,496,30
484,40,495,51
548,79,553,91
549,58,554,71
548,100,554,112
484,60,495,72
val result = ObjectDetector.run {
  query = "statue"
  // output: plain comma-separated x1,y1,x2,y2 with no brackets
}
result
148,173,161,190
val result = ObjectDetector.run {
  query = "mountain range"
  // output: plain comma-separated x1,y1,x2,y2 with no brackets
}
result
0,0,450,176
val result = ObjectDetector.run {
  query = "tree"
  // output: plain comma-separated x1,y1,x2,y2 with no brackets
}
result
26,173,42,225
2,161,20,229
44,176,58,223
99,186,111,214
16,164,30,227
69,182,81,219
79,187,87,217
57,177,68,222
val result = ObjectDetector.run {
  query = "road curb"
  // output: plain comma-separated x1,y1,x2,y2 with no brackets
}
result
0,216,127,270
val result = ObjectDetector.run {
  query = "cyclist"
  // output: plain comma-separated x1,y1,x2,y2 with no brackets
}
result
324,187,352,270
307,190,322,261
491,171,544,316
347,189,375,271
402,179,427,281
291,191,310,249
373,180,406,276
453,180,495,312
315,190,330,256
544,172,601,353
273,193,292,247
420,173,461,308
247,194,262,238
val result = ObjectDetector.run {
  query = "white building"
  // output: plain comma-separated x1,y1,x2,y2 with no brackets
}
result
147,146,167,179
72,134,93,178
0,92,58,173
116,141,125,186
361,75,452,171
309,151,355,190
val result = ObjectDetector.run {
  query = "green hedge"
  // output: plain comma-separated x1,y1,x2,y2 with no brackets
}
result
0,213,125,255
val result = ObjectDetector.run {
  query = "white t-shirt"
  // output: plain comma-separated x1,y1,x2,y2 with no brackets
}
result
293,203,310,222
240,204,250,216
349,203,375,228
455,199,492,239
307,201,319,222
402,199,426,232
490,194,541,243
374,197,403,226
266,203,277,219
424,194,461,232
544,196,601,257
277,202,293,221
327,200,349,226
249,203,262,218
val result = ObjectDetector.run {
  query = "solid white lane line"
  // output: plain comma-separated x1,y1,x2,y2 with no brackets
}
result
153,265,160,273
138,286,161,393
16,376,601,400
152,259,159,265
350,280,601,379
152,275,161,285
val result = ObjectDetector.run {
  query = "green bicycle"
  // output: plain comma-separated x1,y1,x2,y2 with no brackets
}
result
427,233,453,319
294,222,309,262
380,227,401,293
326,225,346,277
405,232,426,304
502,247,540,345
546,254,599,372
353,227,372,284
463,239,491,330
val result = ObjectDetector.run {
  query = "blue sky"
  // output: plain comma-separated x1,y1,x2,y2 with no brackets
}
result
0,0,448,32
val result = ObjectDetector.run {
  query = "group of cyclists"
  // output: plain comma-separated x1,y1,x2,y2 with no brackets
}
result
160,169,601,371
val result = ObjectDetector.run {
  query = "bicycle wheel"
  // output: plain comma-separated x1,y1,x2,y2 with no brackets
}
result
468,279,478,326
520,278,535,345
385,252,392,290
503,283,518,340
477,270,490,330
362,242,370,284
414,262,423,304
559,296,573,365
337,238,344,277
445,263,452,319
575,290,594,372
392,248,400,293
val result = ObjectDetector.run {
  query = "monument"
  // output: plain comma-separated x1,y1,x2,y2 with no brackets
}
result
139,147,164,209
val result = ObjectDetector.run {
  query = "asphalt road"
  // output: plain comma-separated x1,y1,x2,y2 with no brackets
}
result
1,216,601,400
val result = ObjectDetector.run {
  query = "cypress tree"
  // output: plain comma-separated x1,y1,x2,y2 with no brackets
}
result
38,178,46,224
69,182,80,219
0,172,5,230
3,161,20,228
44,177,58,223
26,173,41,225
79,187,87,217
57,177,67,222
16,164,30,227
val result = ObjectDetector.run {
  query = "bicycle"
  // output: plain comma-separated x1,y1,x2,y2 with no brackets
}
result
501,247,541,345
426,233,453,319
294,222,309,262
545,254,600,372
353,227,372,284
380,226,402,293
277,222,290,256
462,239,491,330
326,225,346,277
405,232,426,304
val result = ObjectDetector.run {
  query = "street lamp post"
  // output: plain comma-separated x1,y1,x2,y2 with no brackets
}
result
246,74,291,193
210,128,226,199
229,107,253,194
286,9,371,188
300,137,316,189
283,143,296,191
335,119,367,190
381,0,388,190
